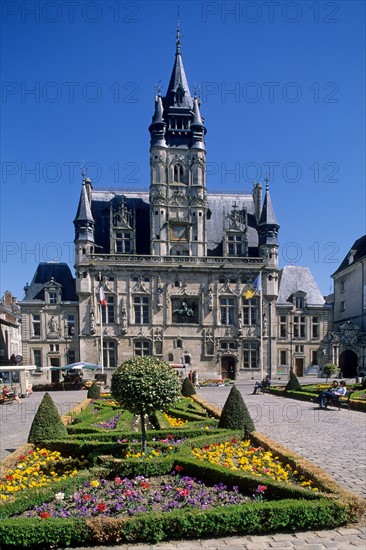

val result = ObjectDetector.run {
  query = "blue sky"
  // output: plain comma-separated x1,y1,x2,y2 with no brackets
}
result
1,0,365,299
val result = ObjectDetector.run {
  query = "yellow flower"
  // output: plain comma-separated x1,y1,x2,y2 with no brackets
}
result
90,480,100,488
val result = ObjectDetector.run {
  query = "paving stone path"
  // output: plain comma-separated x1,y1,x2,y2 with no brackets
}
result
1,383,365,549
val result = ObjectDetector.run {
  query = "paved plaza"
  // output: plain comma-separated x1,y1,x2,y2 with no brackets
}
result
0,382,365,549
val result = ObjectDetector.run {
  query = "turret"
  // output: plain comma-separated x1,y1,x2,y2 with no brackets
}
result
258,178,279,268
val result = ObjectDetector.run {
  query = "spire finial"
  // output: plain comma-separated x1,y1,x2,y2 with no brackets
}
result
81,161,87,182
264,172,270,191
176,7,181,54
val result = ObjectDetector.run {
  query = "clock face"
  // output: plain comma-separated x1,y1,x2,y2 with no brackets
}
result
171,225,187,240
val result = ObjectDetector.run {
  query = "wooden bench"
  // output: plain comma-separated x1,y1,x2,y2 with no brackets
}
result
0,394,16,405
324,390,353,410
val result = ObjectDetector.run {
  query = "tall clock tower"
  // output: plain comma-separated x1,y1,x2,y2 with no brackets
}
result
148,25,207,257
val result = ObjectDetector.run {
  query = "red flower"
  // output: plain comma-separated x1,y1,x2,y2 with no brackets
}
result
175,465,184,472
177,488,190,497
5,475,13,481
231,438,238,444
83,494,91,501
203,445,210,450
40,512,51,519
18,455,25,460
140,481,151,489
167,434,173,440
28,450,34,455
96,503,106,512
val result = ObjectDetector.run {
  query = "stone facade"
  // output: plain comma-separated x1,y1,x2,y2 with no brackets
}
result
330,235,366,378
72,33,331,381
20,263,79,382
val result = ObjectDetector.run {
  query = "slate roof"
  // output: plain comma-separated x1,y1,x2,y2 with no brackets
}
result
90,190,260,257
164,43,193,110
74,181,94,224
22,263,77,302
277,265,325,305
332,235,366,276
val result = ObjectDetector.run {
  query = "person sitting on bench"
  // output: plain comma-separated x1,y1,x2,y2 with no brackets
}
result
252,375,271,394
3,385,21,404
319,380,346,409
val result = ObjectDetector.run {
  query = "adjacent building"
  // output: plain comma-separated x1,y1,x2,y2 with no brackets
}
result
330,235,366,378
0,291,21,365
20,263,79,382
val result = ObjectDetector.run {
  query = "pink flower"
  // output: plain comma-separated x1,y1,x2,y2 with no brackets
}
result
256,485,267,493
114,477,123,485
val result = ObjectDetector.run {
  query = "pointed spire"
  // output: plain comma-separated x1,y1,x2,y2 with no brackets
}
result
165,19,192,109
191,97,204,127
73,175,95,243
152,94,164,124
259,180,279,226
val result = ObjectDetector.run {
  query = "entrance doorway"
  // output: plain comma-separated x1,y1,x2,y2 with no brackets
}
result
339,350,357,378
294,358,304,377
50,358,60,383
221,357,236,380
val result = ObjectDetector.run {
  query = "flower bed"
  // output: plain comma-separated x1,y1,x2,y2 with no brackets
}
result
0,392,363,548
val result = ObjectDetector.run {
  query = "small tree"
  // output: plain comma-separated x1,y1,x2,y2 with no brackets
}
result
28,392,67,444
87,382,101,399
218,385,255,436
285,370,302,391
111,356,181,452
181,377,196,397
323,363,339,382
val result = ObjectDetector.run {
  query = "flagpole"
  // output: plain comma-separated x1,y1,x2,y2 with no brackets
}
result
259,272,264,381
99,299,104,375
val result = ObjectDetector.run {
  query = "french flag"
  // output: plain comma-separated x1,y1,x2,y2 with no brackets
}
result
98,284,107,306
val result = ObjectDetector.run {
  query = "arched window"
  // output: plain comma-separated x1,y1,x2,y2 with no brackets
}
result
174,164,183,183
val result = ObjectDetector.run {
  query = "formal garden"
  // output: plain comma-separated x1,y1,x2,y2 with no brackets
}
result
0,358,364,549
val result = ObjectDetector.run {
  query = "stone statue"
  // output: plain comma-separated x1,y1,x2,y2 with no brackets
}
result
48,316,58,333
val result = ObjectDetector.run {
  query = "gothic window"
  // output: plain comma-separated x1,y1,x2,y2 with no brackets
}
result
242,297,258,325
32,314,40,337
102,296,115,324
155,341,163,355
206,342,214,355
32,349,42,371
134,296,149,324
174,164,183,183
280,349,287,365
134,340,150,356
293,315,306,338
168,353,174,361
67,349,76,364
228,234,242,256
103,341,116,369
176,338,183,348
191,163,199,185
66,314,75,336
115,231,132,253
243,343,258,369
220,341,238,350
279,316,287,338
220,297,235,325
311,316,319,339
153,163,160,183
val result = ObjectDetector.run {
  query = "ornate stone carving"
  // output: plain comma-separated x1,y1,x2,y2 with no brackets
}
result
120,297,127,335
339,320,360,349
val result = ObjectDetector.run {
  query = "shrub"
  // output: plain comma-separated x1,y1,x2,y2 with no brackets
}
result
218,385,254,435
323,363,339,382
285,371,302,391
28,392,68,444
111,356,181,452
87,382,101,399
181,377,196,397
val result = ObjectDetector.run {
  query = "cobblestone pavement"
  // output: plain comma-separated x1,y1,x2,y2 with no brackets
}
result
1,384,365,549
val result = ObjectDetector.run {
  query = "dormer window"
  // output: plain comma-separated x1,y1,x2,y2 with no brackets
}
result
49,292,57,304
44,279,62,305
115,231,132,253
293,294,306,309
227,233,243,256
